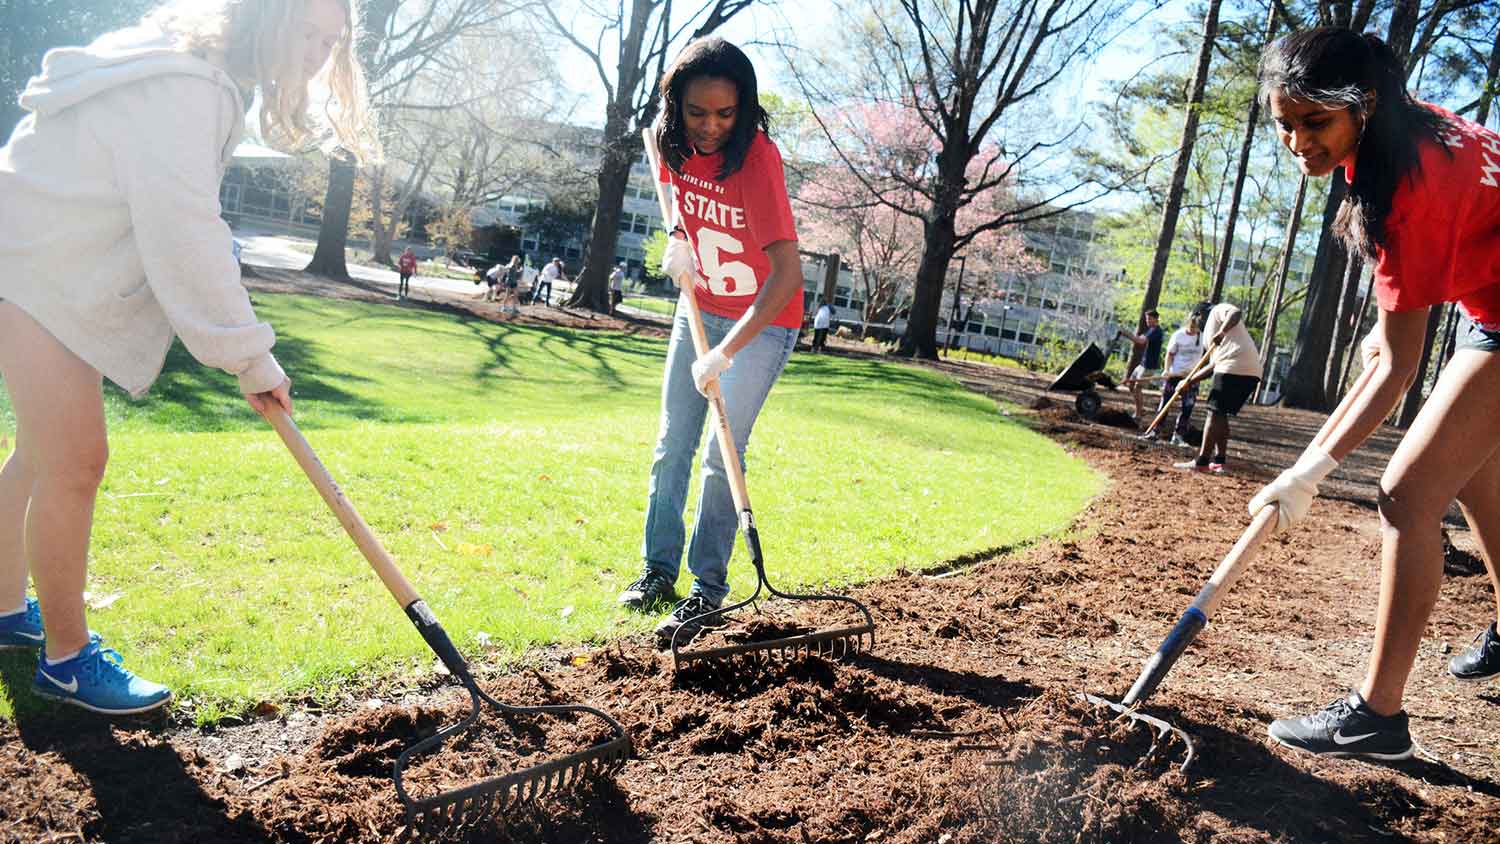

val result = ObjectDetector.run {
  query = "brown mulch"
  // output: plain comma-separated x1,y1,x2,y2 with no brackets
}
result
3,267,1498,844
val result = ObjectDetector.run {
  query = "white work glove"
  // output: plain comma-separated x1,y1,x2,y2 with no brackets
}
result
1360,332,1381,370
1249,446,1339,531
691,347,733,396
662,235,697,288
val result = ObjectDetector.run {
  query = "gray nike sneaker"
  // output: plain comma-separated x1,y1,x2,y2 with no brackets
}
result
1268,691,1413,761
1449,622,1500,681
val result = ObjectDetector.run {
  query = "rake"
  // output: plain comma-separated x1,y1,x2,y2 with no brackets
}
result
641,127,876,672
1086,363,1378,771
264,407,631,837
1140,337,1219,439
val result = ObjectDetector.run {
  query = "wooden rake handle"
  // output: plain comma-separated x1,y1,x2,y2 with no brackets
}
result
1121,360,1380,706
640,127,751,515
265,406,421,607
265,406,478,682
1143,340,1218,436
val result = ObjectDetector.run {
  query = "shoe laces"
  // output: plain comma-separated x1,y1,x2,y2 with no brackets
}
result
673,595,714,621
79,642,134,688
628,570,671,593
1311,696,1356,725
1475,624,1500,651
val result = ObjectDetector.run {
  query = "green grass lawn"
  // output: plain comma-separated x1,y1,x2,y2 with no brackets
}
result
622,294,677,317
0,293,1103,724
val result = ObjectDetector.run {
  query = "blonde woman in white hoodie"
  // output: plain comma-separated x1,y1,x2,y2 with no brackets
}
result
0,0,374,715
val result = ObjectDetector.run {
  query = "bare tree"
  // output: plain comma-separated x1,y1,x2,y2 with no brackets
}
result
789,0,1137,359
544,0,755,313
305,0,519,279
1132,0,1224,367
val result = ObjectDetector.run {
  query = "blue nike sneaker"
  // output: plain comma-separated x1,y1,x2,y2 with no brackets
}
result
0,597,44,649
32,636,172,715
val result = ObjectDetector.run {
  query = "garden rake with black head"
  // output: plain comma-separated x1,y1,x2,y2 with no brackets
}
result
264,407,631,839
642,126,876,672
1085,363,1378,772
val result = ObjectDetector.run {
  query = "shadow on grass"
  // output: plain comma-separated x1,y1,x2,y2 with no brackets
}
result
124,327,388,432
0,650,268,844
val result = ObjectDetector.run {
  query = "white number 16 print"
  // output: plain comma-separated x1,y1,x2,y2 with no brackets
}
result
693,228,758,296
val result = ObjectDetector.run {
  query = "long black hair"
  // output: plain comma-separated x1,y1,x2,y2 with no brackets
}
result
1258,27,1449,259
654,37,770,181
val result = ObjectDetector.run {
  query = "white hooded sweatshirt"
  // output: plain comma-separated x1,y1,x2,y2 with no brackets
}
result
0,23,284,398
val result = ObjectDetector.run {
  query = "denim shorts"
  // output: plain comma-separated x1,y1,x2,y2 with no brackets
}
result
1456,317,1500,353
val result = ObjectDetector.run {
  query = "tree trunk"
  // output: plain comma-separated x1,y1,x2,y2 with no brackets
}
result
305,156,357,280
1134,0,1223,349
1397,305,1444,426
1324,253,1365,400
1336,268,1376,403
821,252,840,309
1259,174,1307,391
369,165,393,266
1209,5,1277,304
305,0,395,281
568,124,635,313
1280,174,1348,409
898,213,957,360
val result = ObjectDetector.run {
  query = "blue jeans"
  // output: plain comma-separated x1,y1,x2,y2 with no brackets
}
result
641,301,797,605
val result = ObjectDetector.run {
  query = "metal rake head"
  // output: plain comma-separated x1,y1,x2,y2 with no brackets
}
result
670,591,877,671
1079,692,1197,773
394,688,632,841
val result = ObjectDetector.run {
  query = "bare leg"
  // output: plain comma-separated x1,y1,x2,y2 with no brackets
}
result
1360,348,1500,714
1455,450,1500,630
1197,411,1227,464
0,436,31,609
0,303,107,659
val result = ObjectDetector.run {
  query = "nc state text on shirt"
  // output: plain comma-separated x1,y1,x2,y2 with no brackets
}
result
672,184,746,230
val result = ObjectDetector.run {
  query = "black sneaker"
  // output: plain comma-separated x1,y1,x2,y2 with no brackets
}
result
1268,691,1414,761
654,595,724,647
617,569,677,612
1449,622,1500,681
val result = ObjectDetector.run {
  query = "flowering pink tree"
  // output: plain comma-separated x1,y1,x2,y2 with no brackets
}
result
796,100,1037,332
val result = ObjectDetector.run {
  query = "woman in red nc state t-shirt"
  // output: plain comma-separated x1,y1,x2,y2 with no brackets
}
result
1252,28,1500,760
614,38,806,646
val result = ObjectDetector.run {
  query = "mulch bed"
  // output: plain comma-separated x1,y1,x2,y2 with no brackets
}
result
3,268,1498,843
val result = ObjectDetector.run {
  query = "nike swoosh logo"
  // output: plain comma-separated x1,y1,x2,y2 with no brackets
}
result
14,631,44,641
38,668,79,694
1332,729,1377,745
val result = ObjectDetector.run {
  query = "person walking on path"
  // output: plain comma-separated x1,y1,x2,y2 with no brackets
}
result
811,301,833,353
613,38,804,647
397,246,417,300
1140,305,1207,447
1172,302,1259,474
1250,28,1500,760
532,257,564,306
0,0,374,715
610,264,626,314
1118,309,1165,425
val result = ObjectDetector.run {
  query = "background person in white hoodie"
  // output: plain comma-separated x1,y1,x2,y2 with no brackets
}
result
0,0,375,715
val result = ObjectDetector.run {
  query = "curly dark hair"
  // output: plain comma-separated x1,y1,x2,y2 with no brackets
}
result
653,37,770,181
1259,27,1450,260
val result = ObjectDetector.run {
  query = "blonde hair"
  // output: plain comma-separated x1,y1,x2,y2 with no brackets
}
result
148,0,379,163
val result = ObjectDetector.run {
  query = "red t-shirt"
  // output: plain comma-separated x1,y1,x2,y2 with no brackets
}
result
658,131,803,328
1363,104,1500,324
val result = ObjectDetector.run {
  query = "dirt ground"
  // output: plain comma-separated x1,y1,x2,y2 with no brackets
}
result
2,270,1498,843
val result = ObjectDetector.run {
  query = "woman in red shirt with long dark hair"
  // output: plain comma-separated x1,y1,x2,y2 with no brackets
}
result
1251,27,1500,759
613,38,806,646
